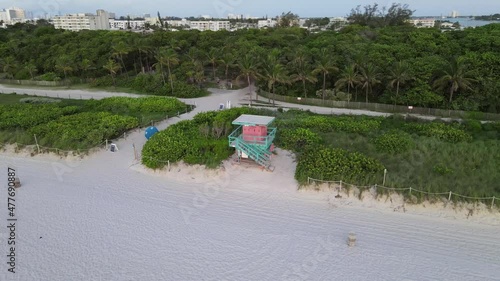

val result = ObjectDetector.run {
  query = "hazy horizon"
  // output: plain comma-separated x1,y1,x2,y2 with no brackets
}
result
1,0,499,18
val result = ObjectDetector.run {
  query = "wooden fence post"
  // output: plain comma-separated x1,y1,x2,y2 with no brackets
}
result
105,139,108,150
33,134,40,154
448,191,452,202
409,187,412,196
492,197,496,209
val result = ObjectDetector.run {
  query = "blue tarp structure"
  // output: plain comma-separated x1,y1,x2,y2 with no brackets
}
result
145,126,159,140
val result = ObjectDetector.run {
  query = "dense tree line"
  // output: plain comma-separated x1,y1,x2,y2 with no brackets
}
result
0,19,500,112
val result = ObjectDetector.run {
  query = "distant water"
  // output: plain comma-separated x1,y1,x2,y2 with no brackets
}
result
435,17,498,27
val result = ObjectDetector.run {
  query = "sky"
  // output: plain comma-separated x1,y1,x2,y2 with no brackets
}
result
1,0,499,18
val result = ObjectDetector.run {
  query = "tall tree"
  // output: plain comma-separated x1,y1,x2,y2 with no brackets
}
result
0,56,18,79
313,49,338,100
433,59,476,104
359,64,381,103
218,52,235,81
79,58,92,79
388,61,412,105
112,41,130,77
262,58,289,105
237,54,259,105
55,55,73,81
103,59,121,87
24,61,38,80
154,47,180,96
335,64,360,103
290,48,317,98
206,48,219,80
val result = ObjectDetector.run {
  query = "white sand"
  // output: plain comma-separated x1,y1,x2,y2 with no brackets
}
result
1,85,499,280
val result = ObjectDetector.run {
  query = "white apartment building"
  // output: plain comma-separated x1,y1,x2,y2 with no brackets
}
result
0,7,26,23
190,20,230,31
53,9,111,31
258,19,277,28
110,19,145,30
166,18,190,27
409,18,436,28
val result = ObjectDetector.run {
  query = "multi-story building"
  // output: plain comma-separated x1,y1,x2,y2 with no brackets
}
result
409,18,436,28
52,9,111,31
190,20,230,31
257,19,277,28
110,19,145,30
0,7,26,23
166,18,190,28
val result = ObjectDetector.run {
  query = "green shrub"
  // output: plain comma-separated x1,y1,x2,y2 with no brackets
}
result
375,131,414,154
29,112,138,149
278,115,381,134
404,121,472,143
295,146,385,184
277,128,321,152
464,119,482,133
433,164,454,175
84,96,187,114
36,72,60,81
0,104,78,129
19,97,62,104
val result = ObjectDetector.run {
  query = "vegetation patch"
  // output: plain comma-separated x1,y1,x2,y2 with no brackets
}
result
142,107,256,169
403,122,472,143
0,94,189,150
374,130,414,153
295,146,385,185
29,112,138,150
277,128,322,152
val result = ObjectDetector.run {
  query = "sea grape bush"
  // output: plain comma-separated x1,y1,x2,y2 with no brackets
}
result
84,96,187,114
277,128,322,152
29,112,138,149
375,130,414,154
0,104,78,129
404,122,472,143
295,146,385,184
278,115,381,133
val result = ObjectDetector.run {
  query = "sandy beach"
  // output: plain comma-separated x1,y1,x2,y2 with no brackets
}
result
1,85,499,280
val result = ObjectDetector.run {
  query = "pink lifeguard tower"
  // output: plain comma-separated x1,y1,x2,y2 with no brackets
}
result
228,114,276,170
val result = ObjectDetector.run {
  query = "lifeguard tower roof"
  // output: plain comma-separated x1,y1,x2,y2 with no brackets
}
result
232,114,275,126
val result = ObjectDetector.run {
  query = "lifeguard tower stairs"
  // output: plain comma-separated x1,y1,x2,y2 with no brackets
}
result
228,114,276,171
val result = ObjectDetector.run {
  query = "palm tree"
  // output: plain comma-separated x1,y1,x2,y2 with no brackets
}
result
154,47,180,96
313,50,338,100
103,59,121,87
206,48,219,80
262,61,289,106
55,56,73,81
359,64,381,103
288,47,317,98
433,59,476,104
388,61,412,105
218,52,235,81
24,61,37,80
112,41,130,77
236,54,259,105
335,64,360,103
135,39,151,73
1,56,17,79
79,59,92,80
